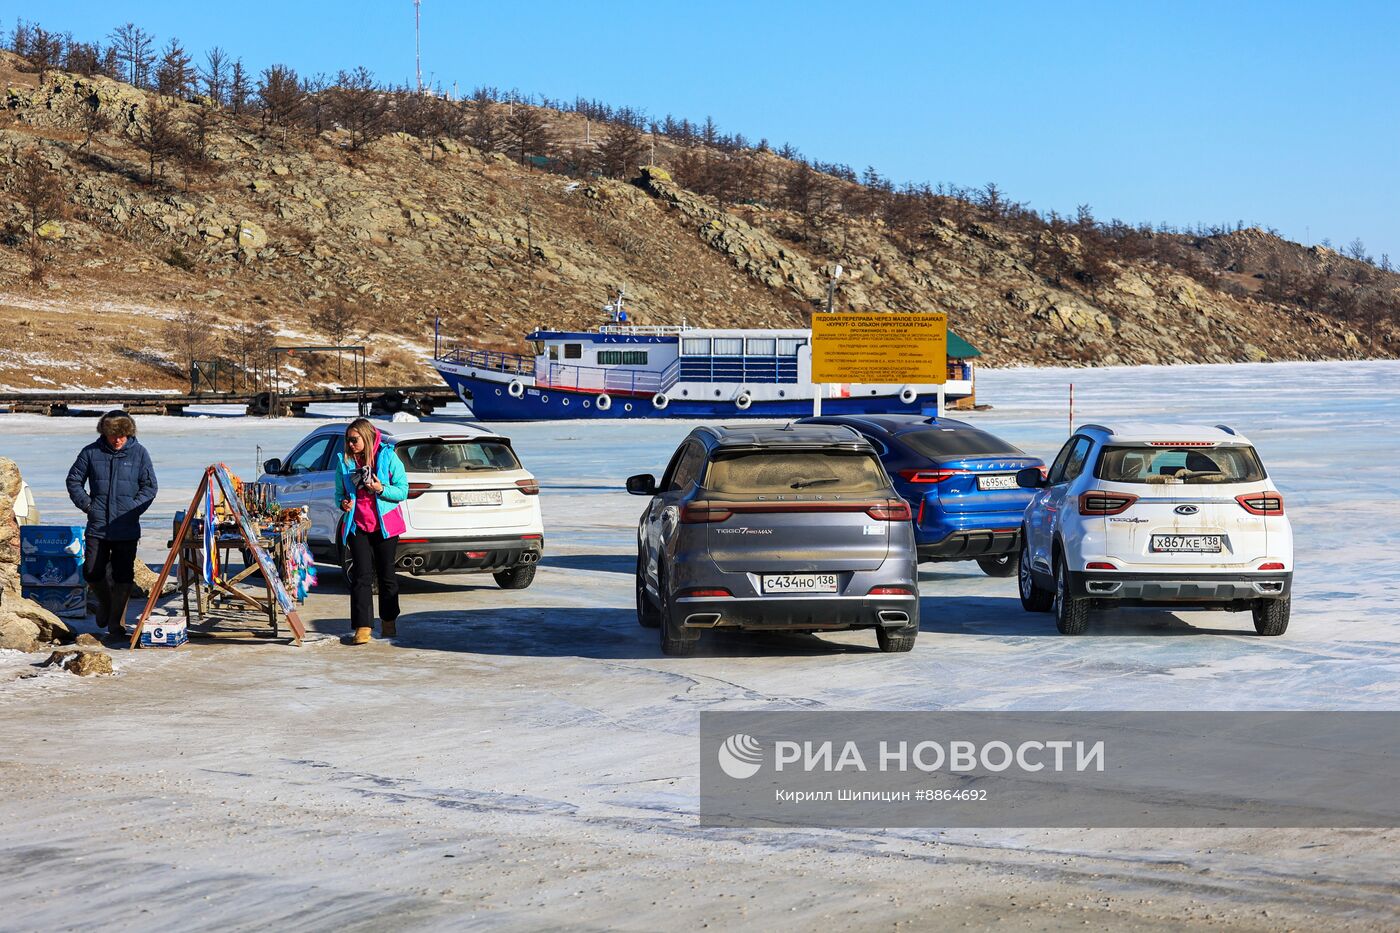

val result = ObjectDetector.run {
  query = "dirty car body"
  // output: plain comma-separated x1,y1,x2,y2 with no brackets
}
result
629,423,920,655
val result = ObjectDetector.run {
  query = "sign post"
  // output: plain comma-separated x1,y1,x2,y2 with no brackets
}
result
811,313,948,410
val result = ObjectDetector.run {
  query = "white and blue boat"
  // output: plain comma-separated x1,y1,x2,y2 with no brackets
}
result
431,296,979,421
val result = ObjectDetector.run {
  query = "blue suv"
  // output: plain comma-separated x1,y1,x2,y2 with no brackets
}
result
800,415,1044,576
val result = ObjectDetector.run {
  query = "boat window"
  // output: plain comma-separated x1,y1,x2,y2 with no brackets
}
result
598,350,649,365
682,338,711,355
712,337,743,355
745,338,777,356
548,345,559,361
777,338,805,356
564,344,582,360
529,340,544,354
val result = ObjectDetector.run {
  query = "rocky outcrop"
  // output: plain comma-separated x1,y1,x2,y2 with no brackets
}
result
0,457,75,651
42,648,113,676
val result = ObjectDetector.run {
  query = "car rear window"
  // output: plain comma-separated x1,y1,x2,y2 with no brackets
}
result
898,426,1024,459
703,451,888,495
396,439,521,474
1095,445,1266,484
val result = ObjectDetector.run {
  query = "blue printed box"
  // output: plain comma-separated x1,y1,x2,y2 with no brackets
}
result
20,555,84,588
19,525,85,558
22,585,88,619
139,618,187,648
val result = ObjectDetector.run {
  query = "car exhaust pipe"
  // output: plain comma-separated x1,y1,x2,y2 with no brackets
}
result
1086,580,1120,595
1253,581,1284,595
684,613,723,628
877,610,910,625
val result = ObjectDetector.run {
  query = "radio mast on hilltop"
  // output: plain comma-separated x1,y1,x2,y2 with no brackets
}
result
414,0,423,93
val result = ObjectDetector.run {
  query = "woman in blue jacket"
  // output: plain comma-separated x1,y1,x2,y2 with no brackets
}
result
65,410,158,641
337,418,409,644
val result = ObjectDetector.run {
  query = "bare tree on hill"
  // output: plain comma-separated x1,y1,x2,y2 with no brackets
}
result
258,64,304,145
329,66,387,152
15,152,65,283
133,96,185,183
594,122,645,178
162,308,219,375
468,92,503,153
200,46,229,105
505,106,552,168
156,38,194,97
108,22,154,88
229,318,277,389
229,59,250,114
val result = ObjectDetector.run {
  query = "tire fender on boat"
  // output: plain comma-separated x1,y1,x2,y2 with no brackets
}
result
652,392,669,410
735,392,753,410
899,386,918,404
596,393,612,411
508,379,526,398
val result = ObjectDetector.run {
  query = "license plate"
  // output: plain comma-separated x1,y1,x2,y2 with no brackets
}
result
761,573,838,594
449,490,503,507
1150,534,1222,553
977,474,1018,491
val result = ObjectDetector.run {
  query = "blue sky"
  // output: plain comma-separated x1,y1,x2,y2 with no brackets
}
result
18,1,1400,260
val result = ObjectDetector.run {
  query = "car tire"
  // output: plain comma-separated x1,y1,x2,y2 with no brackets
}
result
1252,597,1290,636
636,554,660,629
1053,557,1090,635
876,604,919,653
977,553,1017,577
494,564,537,590
1018,537,1053,612
658,569,698,657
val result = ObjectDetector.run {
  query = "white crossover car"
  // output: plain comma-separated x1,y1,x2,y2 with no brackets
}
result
259,422,544,588
1016,423,1293,635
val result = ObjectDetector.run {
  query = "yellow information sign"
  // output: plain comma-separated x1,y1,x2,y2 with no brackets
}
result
811,312,947,384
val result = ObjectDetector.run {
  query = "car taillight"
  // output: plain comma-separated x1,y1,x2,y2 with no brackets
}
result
679,587,731,597
1078,491,1138,515
867,500,912,521
515,478,540,495
466,550,488,559
868,585,914,595
1037,465,1049,479
1258,562,1285,570
399,538,429,544
1236,492,1283,515
897,468,966,484
407,482,432,499
1085,561,1115,570
681,504,733,523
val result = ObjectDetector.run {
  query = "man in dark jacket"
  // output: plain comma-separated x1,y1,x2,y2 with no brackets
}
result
66,411,158,641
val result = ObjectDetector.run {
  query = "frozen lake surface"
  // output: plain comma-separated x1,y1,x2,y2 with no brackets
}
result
2,360,1398,929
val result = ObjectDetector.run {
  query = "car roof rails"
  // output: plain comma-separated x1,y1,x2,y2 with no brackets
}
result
1215,423,1237,435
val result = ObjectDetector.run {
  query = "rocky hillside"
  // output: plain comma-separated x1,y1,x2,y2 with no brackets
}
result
1,52,1396,392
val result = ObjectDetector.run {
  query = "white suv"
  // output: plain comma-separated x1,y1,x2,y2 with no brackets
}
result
1016,423,1293,635
259,422,544,588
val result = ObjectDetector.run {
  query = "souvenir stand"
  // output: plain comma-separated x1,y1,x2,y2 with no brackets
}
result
131,465,314,647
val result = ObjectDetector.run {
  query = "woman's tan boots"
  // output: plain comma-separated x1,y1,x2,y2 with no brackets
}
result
351,627,372,645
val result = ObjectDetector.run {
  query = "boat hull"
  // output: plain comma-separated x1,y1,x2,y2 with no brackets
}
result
438,369,941,421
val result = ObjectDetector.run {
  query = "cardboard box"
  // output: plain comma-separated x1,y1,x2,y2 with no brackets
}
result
21,555,84,588
21,585,88,619
20,525,85,558
139,618,187,648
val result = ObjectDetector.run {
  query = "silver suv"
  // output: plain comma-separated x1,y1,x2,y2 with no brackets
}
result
628,424,920,656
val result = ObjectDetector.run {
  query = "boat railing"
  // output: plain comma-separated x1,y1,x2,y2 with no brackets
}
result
437,346,536,376
597,324,686,336
537,358,682,396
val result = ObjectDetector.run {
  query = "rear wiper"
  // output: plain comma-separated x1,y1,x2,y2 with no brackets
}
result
791,477,841,489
